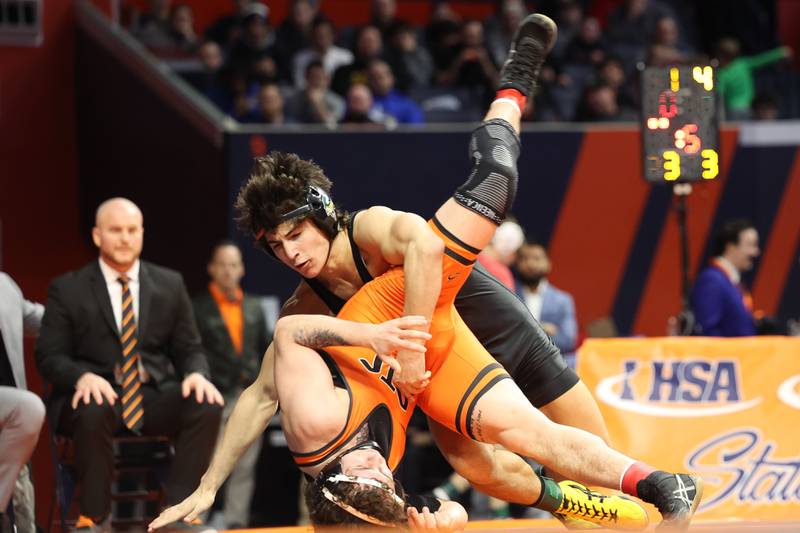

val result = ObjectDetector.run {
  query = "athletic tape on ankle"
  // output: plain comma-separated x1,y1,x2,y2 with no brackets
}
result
492,97,522,115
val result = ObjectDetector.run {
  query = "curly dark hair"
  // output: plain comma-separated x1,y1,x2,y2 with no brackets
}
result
305,473,408,529
234,151,340,241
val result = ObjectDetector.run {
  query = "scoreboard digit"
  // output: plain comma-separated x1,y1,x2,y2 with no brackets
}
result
641,65,720,183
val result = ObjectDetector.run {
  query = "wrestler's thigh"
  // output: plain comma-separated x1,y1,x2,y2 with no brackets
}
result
418,312,509,436
538,380,611,445
427,417,497,483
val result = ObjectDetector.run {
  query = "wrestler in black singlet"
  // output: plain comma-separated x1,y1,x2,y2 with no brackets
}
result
304,212,580,408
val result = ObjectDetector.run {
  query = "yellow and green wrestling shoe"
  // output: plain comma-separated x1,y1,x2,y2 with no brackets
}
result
555,481,649,531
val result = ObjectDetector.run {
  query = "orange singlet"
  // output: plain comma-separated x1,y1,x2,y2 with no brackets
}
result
291,217,510,471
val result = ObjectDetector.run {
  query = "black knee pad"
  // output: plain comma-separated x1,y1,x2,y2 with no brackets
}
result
454,118,521,224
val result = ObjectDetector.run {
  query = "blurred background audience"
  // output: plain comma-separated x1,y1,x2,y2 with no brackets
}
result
137,0,796,125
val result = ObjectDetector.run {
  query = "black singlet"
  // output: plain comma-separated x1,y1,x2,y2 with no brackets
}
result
305,212,579,408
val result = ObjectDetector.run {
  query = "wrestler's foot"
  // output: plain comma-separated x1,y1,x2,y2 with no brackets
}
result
556,481,649,531
497,13,558,97
636,472,703,531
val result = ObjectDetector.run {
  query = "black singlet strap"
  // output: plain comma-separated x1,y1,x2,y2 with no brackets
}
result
347,211,374,284
303,277,346,315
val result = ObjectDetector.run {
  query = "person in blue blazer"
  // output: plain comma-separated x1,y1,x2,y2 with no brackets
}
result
691,219,760,336
516,241,578,368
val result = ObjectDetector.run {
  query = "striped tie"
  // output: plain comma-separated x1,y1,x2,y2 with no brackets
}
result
118,275,144,433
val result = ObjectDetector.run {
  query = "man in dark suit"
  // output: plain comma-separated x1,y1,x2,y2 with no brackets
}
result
192,241,269,529
35,198,223,533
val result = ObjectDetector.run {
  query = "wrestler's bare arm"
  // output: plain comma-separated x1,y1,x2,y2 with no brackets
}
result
148,283,333,530
201,283,332,488
274,314,431,356
353,207,444,391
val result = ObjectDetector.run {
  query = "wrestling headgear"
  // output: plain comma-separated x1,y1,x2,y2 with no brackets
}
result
278,185,340,238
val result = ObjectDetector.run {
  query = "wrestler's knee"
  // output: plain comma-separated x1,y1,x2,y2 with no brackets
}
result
453,118,521,224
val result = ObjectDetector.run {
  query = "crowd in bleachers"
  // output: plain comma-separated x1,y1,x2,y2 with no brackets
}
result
126,0,796,125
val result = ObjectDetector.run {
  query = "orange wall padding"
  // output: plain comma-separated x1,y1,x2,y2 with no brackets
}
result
547,130,651,328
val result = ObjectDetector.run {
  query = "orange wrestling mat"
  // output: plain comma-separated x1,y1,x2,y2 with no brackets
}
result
228,519,800,532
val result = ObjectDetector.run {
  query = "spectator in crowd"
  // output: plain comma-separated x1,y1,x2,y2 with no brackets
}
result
0,273,46,533
367,59,424,124
515,241,578,368
484,0,527,67
341,83,381,125
425,2,463,72
647,15,695,67
436,19,498,103
184,42,230,105
285,60,346,125
35,198,223,533
596,55,637,109
198,40,224,74
250,52,278,84
575,82,635,121
751,91,779,121
370,0,406,41
549,0,583,63
192,242,269,530
691,219,760,336
205,0,265,50
716,38,793,120
227,3,275,81
331,25,384,97
273,0,317,83
606,0,674,49
293,17,354,88
563,16,605,66
139,4,199,52
477,220,525,291
132,0,171,42
385,22,434,91
210,67,260,119
241,82,287,124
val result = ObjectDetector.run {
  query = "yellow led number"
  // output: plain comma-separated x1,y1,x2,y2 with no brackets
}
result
692,66,714,91
663,150,680,181
670,67,680,92
701,149,719,179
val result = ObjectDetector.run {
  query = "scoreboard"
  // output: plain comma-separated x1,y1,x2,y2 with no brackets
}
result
641,65,720,183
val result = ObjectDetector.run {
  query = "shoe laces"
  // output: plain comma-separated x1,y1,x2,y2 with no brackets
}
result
560,485,619,523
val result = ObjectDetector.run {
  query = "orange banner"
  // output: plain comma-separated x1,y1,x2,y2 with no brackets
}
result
578,337,800,522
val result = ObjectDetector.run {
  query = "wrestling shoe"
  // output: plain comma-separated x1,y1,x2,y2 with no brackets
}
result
497,13,558,97
71,515,110,533
636,472,703,530
556,481,649,531
554,513,602,530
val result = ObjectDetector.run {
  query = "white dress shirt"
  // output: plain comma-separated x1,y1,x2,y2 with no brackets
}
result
523,279,548,321
98,258,140,333
713,256,741,284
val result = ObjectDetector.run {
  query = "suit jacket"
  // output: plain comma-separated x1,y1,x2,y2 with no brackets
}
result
35,260,210,414
690,266,755,337
192,289,270,396
0,272,44,389
539,283,578,357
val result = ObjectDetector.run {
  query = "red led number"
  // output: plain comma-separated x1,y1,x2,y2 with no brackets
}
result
659,91,677,118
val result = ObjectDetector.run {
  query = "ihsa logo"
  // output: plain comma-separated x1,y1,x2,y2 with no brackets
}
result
596,359,762,417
